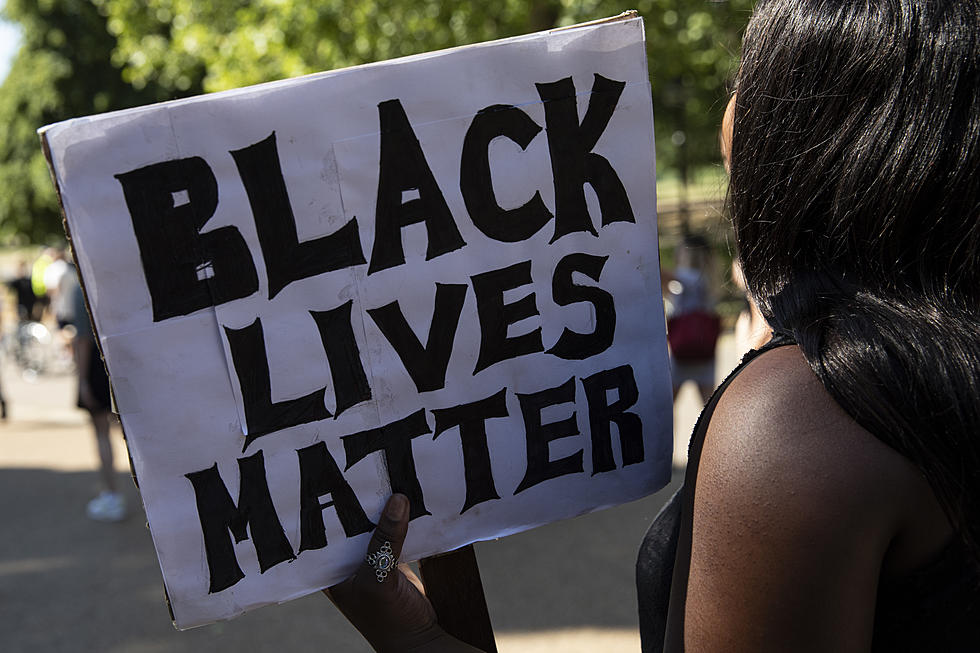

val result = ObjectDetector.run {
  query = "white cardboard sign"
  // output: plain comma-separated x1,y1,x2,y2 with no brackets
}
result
41,15,672,629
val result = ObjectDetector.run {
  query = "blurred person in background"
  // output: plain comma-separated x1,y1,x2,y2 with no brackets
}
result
30,247,55,321
66,265,124,522
7,260,36,323
43,248,69,324
662,234,721,405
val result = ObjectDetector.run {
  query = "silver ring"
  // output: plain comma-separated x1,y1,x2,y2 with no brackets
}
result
366,541,396,582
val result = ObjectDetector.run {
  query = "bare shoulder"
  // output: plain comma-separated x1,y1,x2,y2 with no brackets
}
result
683,345,940,651
704,345,935,517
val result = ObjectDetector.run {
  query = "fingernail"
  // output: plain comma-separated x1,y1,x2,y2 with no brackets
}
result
384,493,408,520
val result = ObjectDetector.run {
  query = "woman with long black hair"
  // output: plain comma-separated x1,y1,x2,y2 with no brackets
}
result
327,1,980,650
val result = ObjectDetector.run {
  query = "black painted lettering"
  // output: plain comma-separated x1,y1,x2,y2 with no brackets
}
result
535,74,635,242
310,301,372,417
460,104,552,242
230,132,366,299
431,388,509,514
514,377,583,494
185,451,295,593
582,365,643,474
471,260,543,374
296,441,374,552
115,157,259,321
369,100,466,274
341,409,433,520
547,253,616,360
224,318,331,450
367,283,467,393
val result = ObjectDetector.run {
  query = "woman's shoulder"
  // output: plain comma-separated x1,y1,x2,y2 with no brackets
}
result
697,345,917,564
704,344,927,517
705,344,953,571
681,344,952,650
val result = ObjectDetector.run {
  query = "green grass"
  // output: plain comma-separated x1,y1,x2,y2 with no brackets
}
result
656,165,729,206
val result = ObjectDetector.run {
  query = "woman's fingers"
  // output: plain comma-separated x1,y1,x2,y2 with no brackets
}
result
399,562,427,595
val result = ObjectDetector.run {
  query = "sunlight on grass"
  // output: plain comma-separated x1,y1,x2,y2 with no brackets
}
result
656,165,729,206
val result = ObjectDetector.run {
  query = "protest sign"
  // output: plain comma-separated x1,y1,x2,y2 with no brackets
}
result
40,13,672,629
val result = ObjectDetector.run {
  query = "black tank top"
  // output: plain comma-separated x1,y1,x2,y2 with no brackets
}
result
636,334,980,652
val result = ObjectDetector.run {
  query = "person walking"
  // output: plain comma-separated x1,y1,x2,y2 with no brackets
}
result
67,266,124,522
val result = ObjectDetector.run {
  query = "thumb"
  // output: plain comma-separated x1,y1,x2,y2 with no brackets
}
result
326,494,446,651
357,493,410,584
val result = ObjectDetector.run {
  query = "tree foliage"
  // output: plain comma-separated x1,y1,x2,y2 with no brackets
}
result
97,0,752,172
0,0,173,243
0,0,752,243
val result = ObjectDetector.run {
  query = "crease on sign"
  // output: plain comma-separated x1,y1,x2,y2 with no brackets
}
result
211,307,249,438
199,138,383,449
547,15,643,53
331,140,393,504
166,103,250,438
108,375,142,415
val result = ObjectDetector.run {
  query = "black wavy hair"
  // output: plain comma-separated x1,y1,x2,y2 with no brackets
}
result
728,0,980,559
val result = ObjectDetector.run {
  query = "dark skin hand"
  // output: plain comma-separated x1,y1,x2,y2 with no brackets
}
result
325,494,483,653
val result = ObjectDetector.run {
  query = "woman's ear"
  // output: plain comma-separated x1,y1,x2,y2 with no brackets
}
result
720,93,736,173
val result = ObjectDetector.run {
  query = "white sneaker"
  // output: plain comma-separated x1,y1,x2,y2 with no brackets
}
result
86,491,126,522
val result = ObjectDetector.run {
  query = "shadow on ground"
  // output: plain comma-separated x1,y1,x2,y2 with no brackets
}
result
2,466,682,652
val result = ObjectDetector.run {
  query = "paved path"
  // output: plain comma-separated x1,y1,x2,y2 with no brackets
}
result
1,336,739,653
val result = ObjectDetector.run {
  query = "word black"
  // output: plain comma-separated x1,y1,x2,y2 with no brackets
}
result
114,75,634,321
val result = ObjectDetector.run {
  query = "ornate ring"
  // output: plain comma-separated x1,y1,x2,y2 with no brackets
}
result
366,541,396,582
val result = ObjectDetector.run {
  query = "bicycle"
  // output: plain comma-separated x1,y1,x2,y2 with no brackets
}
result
6,320,75,380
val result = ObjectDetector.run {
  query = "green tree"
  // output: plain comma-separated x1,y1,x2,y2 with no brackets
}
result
561,1,751,178
96,0,752,174
95,0,565,93
633,0,752,174
1,0,751,243
0,0,177,243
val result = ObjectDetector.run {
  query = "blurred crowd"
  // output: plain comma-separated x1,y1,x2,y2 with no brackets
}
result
3,246,123,522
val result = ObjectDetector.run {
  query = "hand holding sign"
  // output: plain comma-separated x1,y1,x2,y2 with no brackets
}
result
327,494,481,652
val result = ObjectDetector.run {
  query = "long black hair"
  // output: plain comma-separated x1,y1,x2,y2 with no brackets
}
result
729,0,980,559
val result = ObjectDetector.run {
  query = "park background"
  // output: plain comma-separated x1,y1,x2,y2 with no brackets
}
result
1,1,752,651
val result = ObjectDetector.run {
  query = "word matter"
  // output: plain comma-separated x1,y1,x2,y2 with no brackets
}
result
186,364,643,593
